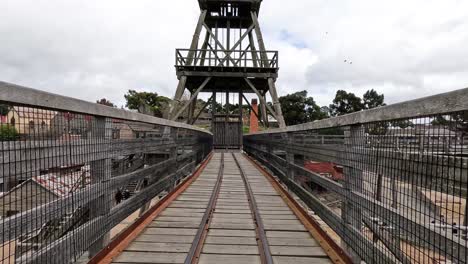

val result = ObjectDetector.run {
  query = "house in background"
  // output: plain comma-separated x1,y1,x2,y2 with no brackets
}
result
49,112,93,139
0,165,90,218
112,120,136,140
194,112,212,126
304,161,344,182
1,107,56,138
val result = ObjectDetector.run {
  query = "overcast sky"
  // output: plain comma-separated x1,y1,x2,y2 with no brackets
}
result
1,0,468,107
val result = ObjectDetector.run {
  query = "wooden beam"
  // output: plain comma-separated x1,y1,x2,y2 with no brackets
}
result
22,162,197,264
267,78,286,128
218,24,255,66
186,10,208,66
234,44,251,67
169,76,188,119
248,32,259,68
171,77,212,121
195,32,211,66
0,157,180,244
202,23,237,66
191,95,214,125
244,78,278,120
242,93,265,127
206,42,224,65
251,12,269,67
0,82,211,135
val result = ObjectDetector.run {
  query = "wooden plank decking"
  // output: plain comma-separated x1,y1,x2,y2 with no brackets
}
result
111,152,332,264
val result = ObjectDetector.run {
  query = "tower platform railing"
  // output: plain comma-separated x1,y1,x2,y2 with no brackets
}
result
176,48,278,69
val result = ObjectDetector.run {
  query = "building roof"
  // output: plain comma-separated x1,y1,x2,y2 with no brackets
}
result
386,128,416,136
127,123,162,133
10,106,57,120
304,161,344,181
424,128,457,136
31,166,90,197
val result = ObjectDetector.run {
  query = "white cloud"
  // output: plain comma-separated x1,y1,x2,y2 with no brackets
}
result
1,0,467,108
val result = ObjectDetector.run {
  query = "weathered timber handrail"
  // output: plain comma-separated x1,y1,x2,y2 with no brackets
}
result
0,81,211,135
247,87,468,135
22,161,195,264
244,87,468,264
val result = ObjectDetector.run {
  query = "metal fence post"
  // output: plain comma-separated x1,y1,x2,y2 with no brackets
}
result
341,125,364,263
88,117,112,258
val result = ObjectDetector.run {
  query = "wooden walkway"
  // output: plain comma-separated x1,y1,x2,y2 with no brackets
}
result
111,153,332,264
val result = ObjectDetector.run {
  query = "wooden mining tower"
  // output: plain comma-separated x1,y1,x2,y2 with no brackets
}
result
170,0,286,149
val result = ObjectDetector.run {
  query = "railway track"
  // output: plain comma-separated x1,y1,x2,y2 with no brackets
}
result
104,152,342,264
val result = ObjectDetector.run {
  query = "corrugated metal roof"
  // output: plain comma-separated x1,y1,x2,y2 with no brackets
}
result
32,166,90,197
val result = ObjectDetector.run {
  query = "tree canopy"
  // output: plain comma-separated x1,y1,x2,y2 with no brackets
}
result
329,89,385,116
279,90,328,126
363,89,386,109
0,104,10,116
329,90,363,116
96,98,116,107
124,90,170,118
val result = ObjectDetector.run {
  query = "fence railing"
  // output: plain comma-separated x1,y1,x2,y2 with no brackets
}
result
244,88,468,264
0,81,213,263
175,48,279,69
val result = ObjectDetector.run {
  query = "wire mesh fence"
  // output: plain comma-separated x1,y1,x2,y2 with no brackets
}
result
0,84,212,263
244,93,468,263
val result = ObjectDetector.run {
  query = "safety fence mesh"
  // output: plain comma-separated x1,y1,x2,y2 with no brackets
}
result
0,102,212,263
244,112,468,264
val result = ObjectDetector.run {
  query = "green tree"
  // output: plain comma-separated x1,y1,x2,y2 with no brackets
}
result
0,104,10,116
391,120,414,128
432,113,468,136
329,90,364,116
96,98,116,107
329,89,385,116
0,125,19,141
207,101,222,114
363,89,386,109
124,90,170,118
279,91,328,126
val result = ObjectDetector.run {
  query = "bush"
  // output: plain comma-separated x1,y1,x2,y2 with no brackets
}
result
0,125,19,141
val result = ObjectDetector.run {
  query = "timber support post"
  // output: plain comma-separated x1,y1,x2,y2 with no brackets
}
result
341,125,364,263
88,117,112,258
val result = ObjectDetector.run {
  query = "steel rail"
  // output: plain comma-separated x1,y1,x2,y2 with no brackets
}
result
232,153,274,264
185,153,225,264
243,153,353,264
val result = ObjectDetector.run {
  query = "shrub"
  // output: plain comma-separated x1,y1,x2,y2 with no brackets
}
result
0,125,19,141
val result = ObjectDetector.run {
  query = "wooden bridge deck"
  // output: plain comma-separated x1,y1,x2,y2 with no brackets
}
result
110,153,332,264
